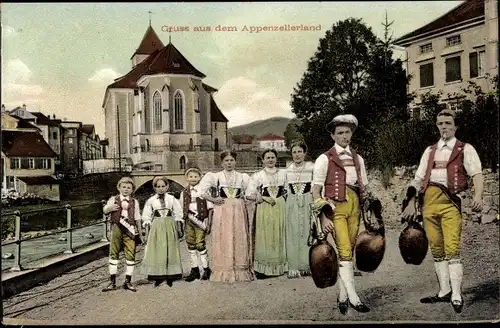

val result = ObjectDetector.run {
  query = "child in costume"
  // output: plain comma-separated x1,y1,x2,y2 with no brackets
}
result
180,167,214,281
102,177,142,292
142,176,185,287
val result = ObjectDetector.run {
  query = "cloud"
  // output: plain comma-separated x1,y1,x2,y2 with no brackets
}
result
1,59,44,106
214,76,295,127
1,24,17,39
88,68,122,84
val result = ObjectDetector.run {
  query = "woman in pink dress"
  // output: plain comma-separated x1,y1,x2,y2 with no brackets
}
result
199,151,254,282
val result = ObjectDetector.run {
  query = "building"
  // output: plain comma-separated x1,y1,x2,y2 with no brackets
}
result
231,134,256,151
80,124,103,160
60,121,82,174
1,112,41,132
393,0,498,117
258,135,288,152
102,25,229,172
30,112,64,171
1,130,60,200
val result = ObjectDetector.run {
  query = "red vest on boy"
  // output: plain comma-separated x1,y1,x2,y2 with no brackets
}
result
323,146,365,202
109,195,136,225
420,140,468,196
182,186,209,220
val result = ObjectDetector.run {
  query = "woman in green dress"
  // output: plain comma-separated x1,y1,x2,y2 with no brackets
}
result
246,149,288,278
141,176,184,287
284,140,315,278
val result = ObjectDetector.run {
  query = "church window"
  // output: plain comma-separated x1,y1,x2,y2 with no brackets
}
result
214,138,219,151
189,138,194,151
143,86,150,133
174,91,184,130
153,91,162,131
180,156,186,170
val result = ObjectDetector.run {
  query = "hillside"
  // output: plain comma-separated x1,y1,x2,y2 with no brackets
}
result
229,116,300,137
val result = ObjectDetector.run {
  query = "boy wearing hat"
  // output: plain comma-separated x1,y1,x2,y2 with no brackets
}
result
402,109,483,313
180,166,214,281
102,176,142,292
312,114,374,314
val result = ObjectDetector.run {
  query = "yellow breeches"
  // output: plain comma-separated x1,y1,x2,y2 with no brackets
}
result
422,186,462,261
332,187,361,261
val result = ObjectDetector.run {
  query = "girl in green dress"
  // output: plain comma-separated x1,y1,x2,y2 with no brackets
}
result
141,176,184,287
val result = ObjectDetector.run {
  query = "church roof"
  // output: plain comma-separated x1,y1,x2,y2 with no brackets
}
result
210,95,228,122
130,25,164,58
393,0,485,46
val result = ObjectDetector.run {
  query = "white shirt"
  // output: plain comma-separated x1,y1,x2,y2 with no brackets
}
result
103,194,141,222
199,170,250,199
411,137,482,190
246,167,287,197
142,193,184,223
179,184,214,217
312,144,369,189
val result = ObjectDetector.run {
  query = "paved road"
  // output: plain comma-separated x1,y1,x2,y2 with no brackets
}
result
2,221,499,324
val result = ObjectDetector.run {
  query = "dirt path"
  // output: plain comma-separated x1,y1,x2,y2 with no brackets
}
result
2,221,499,324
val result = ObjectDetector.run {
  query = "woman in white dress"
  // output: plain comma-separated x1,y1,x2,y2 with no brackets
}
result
141,176,184,287
199,151,254,282
246,149,288,278
284,140,315,278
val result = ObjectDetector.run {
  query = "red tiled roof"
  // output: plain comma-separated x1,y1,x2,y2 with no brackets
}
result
393,0,485,45
259,135,284,141
139,42,206,78
210,96,228,122
1,130,57,158
130,25,164,58
203,83,218,93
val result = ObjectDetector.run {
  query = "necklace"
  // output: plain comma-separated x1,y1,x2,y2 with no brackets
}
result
264,167,279,196
293,162,305,183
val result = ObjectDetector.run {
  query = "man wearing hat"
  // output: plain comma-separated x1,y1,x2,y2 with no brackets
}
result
402,109,483,313
180,166,214,281
312,114,374,314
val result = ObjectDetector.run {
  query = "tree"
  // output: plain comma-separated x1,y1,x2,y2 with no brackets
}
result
283,118,303,149
290,16,412,160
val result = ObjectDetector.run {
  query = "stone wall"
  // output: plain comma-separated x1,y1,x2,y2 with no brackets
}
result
367,167,499,226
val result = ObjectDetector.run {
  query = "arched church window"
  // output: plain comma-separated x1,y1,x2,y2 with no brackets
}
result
189,138,194,151
153,91,162,131
174,91,184,130
146,139,150,152
180,156,186,170
214,138,219,151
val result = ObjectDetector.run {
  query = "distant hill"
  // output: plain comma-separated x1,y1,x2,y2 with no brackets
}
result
229,116,301,138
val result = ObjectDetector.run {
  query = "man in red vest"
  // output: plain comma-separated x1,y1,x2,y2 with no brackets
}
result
402,109,483,313
312,114,373,314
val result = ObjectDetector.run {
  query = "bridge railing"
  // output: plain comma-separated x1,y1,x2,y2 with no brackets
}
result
1,200,108,272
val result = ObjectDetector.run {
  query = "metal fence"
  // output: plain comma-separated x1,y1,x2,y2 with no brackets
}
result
1,200,108,272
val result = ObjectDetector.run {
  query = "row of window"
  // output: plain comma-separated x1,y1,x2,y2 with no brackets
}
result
419,35,462,54
138,88,201,133
419,49,485,88
10,158,51,170
131,138,220,153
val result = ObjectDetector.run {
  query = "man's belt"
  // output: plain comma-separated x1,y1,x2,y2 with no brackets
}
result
427,182,462,213
187,210,208,230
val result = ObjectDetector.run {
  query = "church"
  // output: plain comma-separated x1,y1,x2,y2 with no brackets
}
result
102,24,229,172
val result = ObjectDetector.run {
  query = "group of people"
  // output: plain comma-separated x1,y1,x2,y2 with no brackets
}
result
101,109,483,316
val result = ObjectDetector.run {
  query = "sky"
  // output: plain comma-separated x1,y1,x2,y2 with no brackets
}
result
1,1,463,137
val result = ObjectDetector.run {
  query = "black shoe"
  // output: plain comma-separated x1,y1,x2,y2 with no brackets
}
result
420,291,451,303
102,274,116,292
184,267,201,282
201,267,212,280
166,279,173,287
338,298,349,315
123,275,137,292
452,299,463,313
349,301,370,313
153,280,163,288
